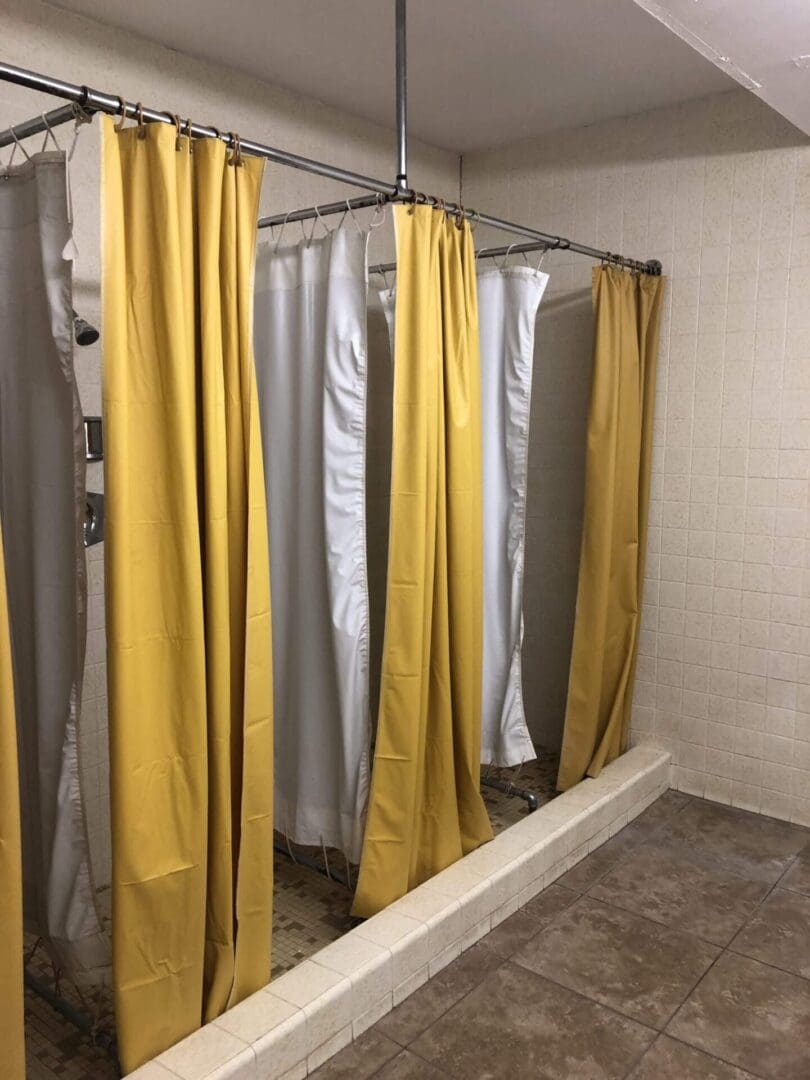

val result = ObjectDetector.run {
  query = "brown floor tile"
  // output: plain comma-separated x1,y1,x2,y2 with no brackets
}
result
589,843,769,946
481,884,577,959
618,790,693,840
478,911,543,960
522,881,579,922
310,1029,401,1078
659,799,809,885
374,1050,450,1079
627,1035,759,1079
557,834,643,893
668,952,810,1080
780,844,810,897
375,944,503,1047
410,961,655,1079
730,887,810,979
513,896,719,1028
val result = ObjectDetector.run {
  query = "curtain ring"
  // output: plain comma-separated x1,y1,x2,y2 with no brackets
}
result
113,96,129,132
469,208,481,233
71,103,93,127
228,131,242,166
171,113,182,151
454,203,466,229
134,102,146,139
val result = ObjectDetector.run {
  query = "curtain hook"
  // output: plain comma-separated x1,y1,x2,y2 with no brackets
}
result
369,192,387,230
303,206,323,248
498,242,517,270
113,96,128,132
306,203,326,245
535,245,549,271
10,124,31,163
469,208,481,233
341,198,363,235
1,125,31,176
68,104,92,162
40,112,62,154
135,102,147,139
274,210,292,252
185,118,195,153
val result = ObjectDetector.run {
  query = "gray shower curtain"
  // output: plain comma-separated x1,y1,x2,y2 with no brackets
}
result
0,150,108,978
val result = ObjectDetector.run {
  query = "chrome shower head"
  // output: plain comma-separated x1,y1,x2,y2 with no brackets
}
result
72,310,99,347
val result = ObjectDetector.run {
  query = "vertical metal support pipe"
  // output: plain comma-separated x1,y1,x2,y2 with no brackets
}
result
395,0,409,193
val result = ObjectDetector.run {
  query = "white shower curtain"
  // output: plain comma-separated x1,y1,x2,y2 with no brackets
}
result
380,266,548,767
0,151,108,978
254,226,371,863
478,266,548,765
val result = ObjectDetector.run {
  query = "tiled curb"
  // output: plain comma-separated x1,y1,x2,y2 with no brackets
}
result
128,745,671,1079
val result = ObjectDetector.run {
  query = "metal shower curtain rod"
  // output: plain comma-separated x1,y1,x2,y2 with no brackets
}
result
0,0,662,275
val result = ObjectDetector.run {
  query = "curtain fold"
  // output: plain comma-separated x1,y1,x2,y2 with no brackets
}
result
0,151,107,979
254,227,371,864
478,266,549,767
352,205,492,919
102,119,273,1072
0,519,24,1079
557,266,665,791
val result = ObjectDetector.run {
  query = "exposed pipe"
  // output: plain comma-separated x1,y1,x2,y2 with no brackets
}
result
0,52,662,271
24,968,120,1073
481,775,539,814
395,0,408,194
0,61,397,196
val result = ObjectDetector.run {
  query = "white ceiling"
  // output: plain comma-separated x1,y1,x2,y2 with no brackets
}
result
51,0,734,152
633,0,810,137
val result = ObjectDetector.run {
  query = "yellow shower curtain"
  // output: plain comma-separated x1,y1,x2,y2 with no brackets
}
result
558,265,665,791
353,205,493,919
103,119,274,1072
0,521,24,1080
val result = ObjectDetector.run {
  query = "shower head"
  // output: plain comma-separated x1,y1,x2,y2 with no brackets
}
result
72,310,99,347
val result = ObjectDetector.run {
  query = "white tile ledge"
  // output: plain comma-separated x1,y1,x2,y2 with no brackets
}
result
131,745,670,1079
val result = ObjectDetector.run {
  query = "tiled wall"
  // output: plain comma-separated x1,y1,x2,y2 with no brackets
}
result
463,90,810,825
1,0,458,892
